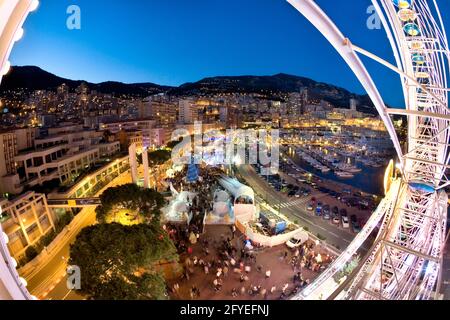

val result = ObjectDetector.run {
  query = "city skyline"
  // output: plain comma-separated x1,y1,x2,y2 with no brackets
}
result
10,0,450,108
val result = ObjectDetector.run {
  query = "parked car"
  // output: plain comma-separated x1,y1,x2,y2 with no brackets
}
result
340,208,348,217
350,215,361,233
315,206,322,216
286,233,309,249
332,214,341,225
342,216,350,228
307,203,314,211
332,206,339,215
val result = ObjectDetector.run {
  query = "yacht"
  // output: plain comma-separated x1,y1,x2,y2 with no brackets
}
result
321,167,331,173
336,171,354,179
345,166,362,173
335,163,357,173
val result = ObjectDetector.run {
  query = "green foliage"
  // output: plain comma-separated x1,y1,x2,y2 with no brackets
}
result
333,255,361,284
317,233,326,241
166,138,183,150
96,184,166,224
55,212,74,233
137,149,171,166
69,223,178,300
25,246,38,262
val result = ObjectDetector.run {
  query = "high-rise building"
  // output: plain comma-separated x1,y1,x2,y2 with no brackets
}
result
56,83,69,98
0,130,20,194
142,96,177,127
300,88,308,115
138,100,151,119
0,131,17,177
178,99,198,124
14,127,36,152
350,98,358,111
220,105,242,129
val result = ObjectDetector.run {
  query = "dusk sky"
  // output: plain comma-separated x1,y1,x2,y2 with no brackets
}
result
10,0,450,107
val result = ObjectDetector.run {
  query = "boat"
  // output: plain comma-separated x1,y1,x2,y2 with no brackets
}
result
336,171,354,179
321,167,331,173
336,163,361,173
371,162,383,168
346,166,362,173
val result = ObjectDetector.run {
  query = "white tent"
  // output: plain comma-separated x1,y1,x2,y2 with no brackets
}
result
214,190,230,202
213,202,230,216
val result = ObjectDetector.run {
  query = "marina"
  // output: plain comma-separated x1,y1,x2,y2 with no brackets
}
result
283,146,388,196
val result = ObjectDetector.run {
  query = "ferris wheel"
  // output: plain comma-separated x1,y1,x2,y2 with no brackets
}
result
288,0,450,300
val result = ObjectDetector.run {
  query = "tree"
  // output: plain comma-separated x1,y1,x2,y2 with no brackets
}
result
137,149,171,166
95,184,165,225
333,255,361,284
101,129,113,143
166,138,183,150
69,223,178,300
25,246,38,262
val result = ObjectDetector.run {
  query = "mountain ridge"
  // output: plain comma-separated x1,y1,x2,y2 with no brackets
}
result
1,66,376,112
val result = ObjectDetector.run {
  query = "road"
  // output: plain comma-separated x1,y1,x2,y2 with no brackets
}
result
23,169,134,300
238,165,371,253
24,162,372,300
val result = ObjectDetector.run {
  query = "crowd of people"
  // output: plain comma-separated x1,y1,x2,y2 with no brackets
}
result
289,243,333,274
166,222,334,300
164,164,334,300
166,165,221,234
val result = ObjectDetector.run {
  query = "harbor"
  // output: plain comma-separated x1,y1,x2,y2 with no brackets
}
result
282,147,388,196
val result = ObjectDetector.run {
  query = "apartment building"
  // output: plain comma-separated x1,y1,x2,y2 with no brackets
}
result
0,192,55,261
14,128,36,152
142,96,177,127
99,119,157,134
101,119,169,149
15,145,101,187
116,129,143,151
178,99,199,124
0,125,121,192
0,131,19,195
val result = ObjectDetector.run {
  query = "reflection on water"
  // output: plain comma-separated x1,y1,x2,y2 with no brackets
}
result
290,153,385,196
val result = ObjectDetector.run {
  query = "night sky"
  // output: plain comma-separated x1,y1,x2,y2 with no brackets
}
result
10,0,450,107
